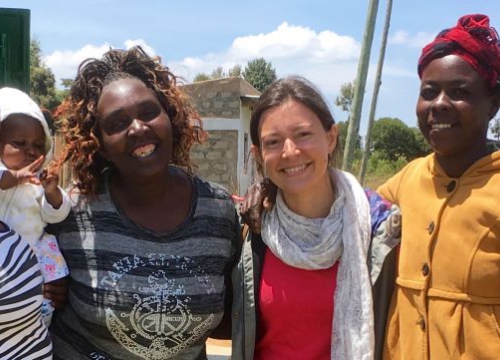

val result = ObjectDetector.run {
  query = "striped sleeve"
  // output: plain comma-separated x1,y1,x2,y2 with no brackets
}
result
0,223,52,360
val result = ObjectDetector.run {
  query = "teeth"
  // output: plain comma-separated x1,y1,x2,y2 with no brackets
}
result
432,123,452,129
132,144,155,158
283,164,306,174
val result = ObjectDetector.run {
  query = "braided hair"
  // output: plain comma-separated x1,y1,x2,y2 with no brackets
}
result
55,46,205,196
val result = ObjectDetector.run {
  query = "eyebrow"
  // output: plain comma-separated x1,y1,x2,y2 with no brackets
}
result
422,78,470,86
100,108,126,122
261,124,315,138
101,99,159,119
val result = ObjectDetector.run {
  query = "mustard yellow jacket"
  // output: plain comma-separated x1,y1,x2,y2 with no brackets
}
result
378,151,500,360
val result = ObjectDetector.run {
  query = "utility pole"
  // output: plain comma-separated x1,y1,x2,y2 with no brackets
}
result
342,0,380,172
359,0,394,184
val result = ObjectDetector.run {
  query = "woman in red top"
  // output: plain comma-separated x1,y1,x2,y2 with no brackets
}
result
233,76,375,360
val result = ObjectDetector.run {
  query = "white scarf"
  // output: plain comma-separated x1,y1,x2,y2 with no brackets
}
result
261,169,374,360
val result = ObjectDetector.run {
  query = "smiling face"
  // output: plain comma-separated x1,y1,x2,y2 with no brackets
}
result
254,99,337,199
96,78,173,180
417,55,499,161
0,115,45,170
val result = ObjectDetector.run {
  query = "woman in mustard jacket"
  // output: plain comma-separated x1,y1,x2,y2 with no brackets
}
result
380,14,500,359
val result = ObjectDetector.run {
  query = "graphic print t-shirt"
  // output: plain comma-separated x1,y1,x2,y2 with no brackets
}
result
50,172,238,360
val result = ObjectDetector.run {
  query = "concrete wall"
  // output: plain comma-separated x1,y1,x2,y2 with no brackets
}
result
188,88,242,193
195,90,241,119
184,78,260,195
192,129,238,193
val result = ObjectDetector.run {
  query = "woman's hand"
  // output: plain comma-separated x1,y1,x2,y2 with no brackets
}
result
44,276,69,310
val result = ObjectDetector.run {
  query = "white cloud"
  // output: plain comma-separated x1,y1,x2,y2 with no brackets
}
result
45,43,111,85
389,30,434,48
123,39,157,57
226,22,359,62
45,23,366,114
45,39,157,87
168,22,362,99
389,30,409,44
43,23,422,133
45,23,413,116
45,22,361,92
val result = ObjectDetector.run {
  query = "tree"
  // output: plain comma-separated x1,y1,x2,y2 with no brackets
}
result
60,78,74,89
336,120,362,168
210,66,226,80
193,73,211,82
334,81,360,167
334,81,355,114
337,121,361,154
371,117,425,162
30,39,60,111
411,127,432,157
228,64,242,77
491,117,500,141
243,58,277,92
192,64,243,83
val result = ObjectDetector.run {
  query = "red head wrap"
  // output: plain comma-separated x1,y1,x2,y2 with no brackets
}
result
418,14,500,89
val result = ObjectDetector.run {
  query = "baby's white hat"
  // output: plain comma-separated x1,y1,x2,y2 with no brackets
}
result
0,87,53,162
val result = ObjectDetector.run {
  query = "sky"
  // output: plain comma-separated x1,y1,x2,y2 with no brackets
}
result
3,0,500,136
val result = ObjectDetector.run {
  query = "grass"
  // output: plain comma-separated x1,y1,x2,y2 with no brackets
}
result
363,173,394,190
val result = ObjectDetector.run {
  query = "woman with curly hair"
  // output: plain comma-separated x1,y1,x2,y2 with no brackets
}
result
49,46,240,360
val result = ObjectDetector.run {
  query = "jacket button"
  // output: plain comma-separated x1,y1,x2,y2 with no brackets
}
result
446,180,457,192
233,312,239,319
419,318,426,331
428,222,435,234
422,263,430,276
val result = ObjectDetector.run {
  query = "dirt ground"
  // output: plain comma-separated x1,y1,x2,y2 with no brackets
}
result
206,338,231,360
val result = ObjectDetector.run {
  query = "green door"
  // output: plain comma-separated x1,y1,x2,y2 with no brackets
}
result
0,8,30,92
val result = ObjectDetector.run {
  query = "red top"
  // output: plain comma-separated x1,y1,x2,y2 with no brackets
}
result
254,248,340,360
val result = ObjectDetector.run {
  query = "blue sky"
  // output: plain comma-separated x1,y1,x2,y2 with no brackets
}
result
3,0,500,135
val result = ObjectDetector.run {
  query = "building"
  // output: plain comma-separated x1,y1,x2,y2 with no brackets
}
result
182,77,260,195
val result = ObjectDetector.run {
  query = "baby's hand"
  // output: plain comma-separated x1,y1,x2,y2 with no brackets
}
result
39,169,60,195
14,156,45,185
39,168,63,209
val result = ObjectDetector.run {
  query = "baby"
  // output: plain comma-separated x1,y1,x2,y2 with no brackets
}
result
0,87,70,326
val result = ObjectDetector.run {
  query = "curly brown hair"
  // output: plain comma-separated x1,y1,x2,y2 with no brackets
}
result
55,46,206,196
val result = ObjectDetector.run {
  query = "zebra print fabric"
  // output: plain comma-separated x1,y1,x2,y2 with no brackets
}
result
0,223,52,360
